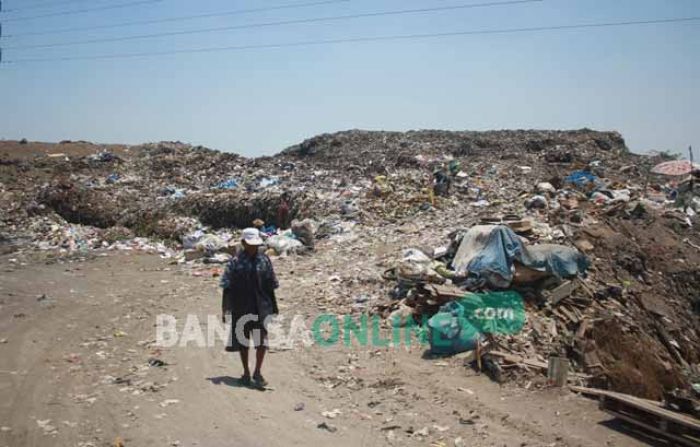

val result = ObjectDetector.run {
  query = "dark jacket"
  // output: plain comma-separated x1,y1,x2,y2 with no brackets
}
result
220,251,279,323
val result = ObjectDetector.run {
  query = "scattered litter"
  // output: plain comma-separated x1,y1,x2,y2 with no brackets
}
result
159,399,180,408
317,422,337,433
321,409,342,419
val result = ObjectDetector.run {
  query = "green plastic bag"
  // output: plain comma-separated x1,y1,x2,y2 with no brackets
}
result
428,301,483,355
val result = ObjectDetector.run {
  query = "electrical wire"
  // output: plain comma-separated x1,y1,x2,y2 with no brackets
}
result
3,16,698,64
1,0,162,23
2,0,124,14
4,0,543,49
1,0,351,38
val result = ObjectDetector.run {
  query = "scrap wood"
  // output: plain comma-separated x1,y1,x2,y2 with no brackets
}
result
570,386,700,447
570,385,607,398
568,299,590,310
491,352,592,380
576,318,590,338
561,306,580,324
572,306,583,320
426,284,467,303
551,306,578,325
570,386,667,407
487,350,548,370
582,350,604,369
578,280,595,298
551,307,566,323
654,321,689,368
664,391,700,418
548,280,578,306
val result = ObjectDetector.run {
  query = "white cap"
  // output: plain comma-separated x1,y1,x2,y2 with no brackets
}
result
241,228,263,246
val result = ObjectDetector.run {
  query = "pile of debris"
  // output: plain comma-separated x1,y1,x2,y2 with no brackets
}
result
372,154,699,400
0,131,698,403
282,129,628,171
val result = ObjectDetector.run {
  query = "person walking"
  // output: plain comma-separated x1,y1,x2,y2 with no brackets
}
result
277,194,291,230
220,228,279,388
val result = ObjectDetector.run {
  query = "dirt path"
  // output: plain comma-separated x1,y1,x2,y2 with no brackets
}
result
0,251,659,447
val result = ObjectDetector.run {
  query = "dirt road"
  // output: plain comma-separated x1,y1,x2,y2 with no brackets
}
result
0,250,658,447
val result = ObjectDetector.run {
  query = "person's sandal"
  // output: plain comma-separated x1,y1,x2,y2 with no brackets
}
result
239,374,252,386
253,372,268,389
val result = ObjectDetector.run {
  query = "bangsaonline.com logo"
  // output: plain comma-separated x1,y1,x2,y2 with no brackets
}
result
155,291,526,350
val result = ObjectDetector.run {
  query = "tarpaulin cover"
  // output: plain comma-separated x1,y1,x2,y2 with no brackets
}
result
451,225,589,288
215,179,239,190
519,244,590,279
564,170,599,187
451,225,522,288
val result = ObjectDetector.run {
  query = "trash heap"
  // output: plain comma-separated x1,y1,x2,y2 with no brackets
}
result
1,131,698,402
364,153,700,399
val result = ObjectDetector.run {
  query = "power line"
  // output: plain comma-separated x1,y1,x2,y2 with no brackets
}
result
1,0,162,23
4,0,543,49
2,0,122,14
3,16,698,64
1,0,351,39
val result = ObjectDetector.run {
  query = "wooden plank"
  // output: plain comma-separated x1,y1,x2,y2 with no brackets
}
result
572,387,700,432
570,385,606,397
551,308,568,323
602,407,699,447
548,356,570,387
559,306,580,324
576,318,589,338
427,284,466,302
599,395,700,447
548,280,578,305
488,350,549,370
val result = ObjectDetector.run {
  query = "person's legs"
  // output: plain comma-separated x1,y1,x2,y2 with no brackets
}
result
253,346,265,376
239,347,250,379
252,328,268,387
237,321,252,382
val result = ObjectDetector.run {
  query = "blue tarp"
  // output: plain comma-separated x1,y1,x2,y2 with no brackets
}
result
215,179,239,190
564,170,599,187
452,225,589,288
519,244,590,279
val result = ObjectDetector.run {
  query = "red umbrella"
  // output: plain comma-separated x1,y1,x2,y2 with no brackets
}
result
650,160,700,176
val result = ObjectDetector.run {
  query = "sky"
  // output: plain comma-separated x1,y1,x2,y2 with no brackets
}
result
0,0,698,157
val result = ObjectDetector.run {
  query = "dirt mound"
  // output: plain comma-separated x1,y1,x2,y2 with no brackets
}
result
282,129,628,171
592,319,686,400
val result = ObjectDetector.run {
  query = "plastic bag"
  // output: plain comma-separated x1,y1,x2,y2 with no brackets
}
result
428,301,483,355
267,235,303,256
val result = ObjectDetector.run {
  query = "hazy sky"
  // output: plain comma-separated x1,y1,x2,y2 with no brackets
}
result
0,0,698,156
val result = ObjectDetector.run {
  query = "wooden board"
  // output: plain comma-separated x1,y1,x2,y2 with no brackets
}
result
570,386,700,447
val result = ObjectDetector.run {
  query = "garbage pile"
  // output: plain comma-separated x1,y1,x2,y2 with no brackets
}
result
0,131,698,402
377,192,700,399
372,148,700,400
380,224,591,356
282,129,628,172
